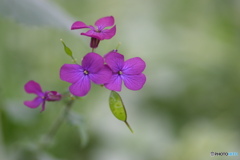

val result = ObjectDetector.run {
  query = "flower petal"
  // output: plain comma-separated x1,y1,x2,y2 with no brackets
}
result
89,65,112,84
60,64,84,83
104,52,124,73
101,25,116,40
81,25,116,40
95,16,115,30
24,80,44,96
82,52,104,73
81,30,102,40
104,74,122,91
122,74,146,90
69,76,91,97
24,96,43,109
71,21,89,30
122,57,146,75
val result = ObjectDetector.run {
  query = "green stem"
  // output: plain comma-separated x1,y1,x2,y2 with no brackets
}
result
124,121,134,133
39,97,75,148
71,56,77,64
116,42,121,50
0,108,6,159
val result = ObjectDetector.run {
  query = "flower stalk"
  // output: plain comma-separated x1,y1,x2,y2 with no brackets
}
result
39,95,75,148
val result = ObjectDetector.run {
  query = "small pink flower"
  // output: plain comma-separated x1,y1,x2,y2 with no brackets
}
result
24,80,61,112
71,16,116,48
60,52,112,97
104,51,146,91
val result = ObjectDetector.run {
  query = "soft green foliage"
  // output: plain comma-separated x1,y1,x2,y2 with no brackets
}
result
0,0,240,160
67,112,88,147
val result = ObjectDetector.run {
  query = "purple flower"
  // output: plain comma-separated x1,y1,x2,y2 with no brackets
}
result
60,52,112,97
71,16,116,48
104,52,146,91
24,80,62,112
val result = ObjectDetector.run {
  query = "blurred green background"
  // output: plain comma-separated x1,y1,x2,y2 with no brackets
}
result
0,0,240,160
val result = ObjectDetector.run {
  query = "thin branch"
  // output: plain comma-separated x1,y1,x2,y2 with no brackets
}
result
39,97,75,149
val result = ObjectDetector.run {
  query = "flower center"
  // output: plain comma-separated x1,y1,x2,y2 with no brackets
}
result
118,71,123,75
84,70,89,75
95,28,101,33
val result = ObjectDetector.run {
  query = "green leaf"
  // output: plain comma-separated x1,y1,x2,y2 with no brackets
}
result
109,91,134,133
60,39,73,57
109,91,127,121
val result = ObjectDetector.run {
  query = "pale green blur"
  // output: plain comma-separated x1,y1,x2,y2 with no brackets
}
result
0,0,239,160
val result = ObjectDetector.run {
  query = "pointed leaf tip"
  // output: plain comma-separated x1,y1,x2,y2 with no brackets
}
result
60,39,73,57
124,121,134,133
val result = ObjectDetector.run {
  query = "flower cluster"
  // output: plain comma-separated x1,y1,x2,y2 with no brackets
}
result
60,51,146,96
60,16,146,97
24,16,146,111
